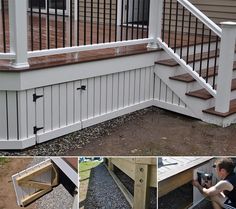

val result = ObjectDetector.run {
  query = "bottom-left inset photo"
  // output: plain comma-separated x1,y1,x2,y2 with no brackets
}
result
0,157,78,209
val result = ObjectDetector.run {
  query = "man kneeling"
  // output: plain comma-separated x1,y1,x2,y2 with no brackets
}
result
193,158,236,209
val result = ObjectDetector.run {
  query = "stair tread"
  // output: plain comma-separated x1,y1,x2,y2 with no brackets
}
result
203,99,236,117
186,78,236,100
170,62,236,83
156,50,219,67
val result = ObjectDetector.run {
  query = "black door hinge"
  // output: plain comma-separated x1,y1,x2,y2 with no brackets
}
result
33,126,44,134
77,85,86,91
33,93,43,102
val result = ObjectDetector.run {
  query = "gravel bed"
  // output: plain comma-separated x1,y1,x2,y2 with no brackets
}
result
27,158,74,209
0,108,153,156
159,183,192,209
84,163,131,209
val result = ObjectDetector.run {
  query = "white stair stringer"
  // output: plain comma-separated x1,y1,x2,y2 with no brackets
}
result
154,64,215,121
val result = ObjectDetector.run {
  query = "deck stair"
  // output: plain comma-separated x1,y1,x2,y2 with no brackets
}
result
154,44,236,127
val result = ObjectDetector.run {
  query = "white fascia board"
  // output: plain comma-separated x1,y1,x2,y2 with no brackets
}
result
51,158,78,187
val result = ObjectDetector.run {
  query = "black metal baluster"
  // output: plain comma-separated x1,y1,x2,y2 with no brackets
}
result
77,0,80,45
168,0,172,46
115,0,118,41
174,1,179,52
213,36,219,88
206,29,212,83
91,0,93,44
136,0,140,39
126,0,129,40
84,0,86,45
131,0,135,40
30,0,34,51
47,0,50,49
39,0,42,50
199,23,205,76
109,0,112,42
97,0,100,43
180,6,185,58
192,18,198,71
103,0,106,43
62,0,66,47
141,0,145,38
146,0,150,38
121,0,124,41
162,0,166,41
55,0,58,48
186,12,191,64
70,0,73,46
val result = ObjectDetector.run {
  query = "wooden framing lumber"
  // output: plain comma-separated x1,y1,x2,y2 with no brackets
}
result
20,187,52,206
13,160,59,207
158,168,193,197
106,158,157,209
133,164,150,209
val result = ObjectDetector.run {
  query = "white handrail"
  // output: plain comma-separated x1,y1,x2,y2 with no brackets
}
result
157,38,217,97
28,38,153,58
177,0,222,37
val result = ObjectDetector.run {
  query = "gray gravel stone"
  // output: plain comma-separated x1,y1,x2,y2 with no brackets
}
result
0,108,153,156
83,163,131,209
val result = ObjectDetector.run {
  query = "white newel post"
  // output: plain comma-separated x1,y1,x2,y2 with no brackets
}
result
215,22,236,113
147,0,163,49
8,0,29,68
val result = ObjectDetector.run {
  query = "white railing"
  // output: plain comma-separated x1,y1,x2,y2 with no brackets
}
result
156,0,236,113
1,0,236,113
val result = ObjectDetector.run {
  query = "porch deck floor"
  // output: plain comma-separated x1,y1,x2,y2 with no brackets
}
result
0,13,216,71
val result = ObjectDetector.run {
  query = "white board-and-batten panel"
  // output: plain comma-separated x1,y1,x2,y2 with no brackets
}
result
0,91,35,144
154,75,186,108
33,66,154,143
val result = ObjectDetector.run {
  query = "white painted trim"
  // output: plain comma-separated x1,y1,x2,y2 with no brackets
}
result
51,158,78,187
0,52,158,91
28,38,153,58
36,122,82,144
82,100,155,129
8,0,29,67
0,136,36,150
153,99,197,119
0,53,16,60
157,38,217,98
177,0,222,37
215,22,236,113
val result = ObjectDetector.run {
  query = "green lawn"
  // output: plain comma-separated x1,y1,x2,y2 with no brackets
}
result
0,157,9,165
79,161,101,181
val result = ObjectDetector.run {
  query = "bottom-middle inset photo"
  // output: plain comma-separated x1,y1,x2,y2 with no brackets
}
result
79,157,157,209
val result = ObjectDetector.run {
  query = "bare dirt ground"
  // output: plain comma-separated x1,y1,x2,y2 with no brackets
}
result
71,107,236,156
1,107,236,156
0,158,36,209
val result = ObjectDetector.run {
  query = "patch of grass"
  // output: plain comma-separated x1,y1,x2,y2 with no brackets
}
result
79,161,101,181
0,157,9,165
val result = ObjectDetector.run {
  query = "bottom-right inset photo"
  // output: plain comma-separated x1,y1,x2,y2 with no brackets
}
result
158,157,236,209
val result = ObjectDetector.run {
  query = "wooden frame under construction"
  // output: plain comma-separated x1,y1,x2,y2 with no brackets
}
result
106,158,157,209
12,159,59,206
